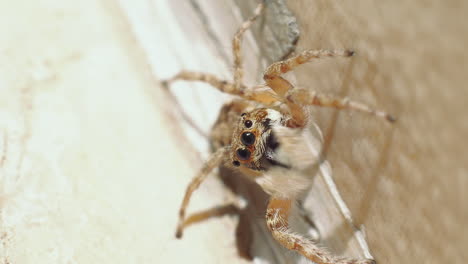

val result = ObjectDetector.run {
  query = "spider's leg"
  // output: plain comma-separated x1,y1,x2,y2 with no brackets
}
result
161,71,241,137
233,1,266,90
286,88,396,122
262,49,395,123
261,50,354,127
264,49,354,96
175,146,229,238
266,198,375,264
179,202,253,259
163,71,242,95
261,71,307,127
164,71,279,105
179,203,240,231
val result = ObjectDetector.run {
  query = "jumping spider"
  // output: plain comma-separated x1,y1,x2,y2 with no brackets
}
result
163,1,394,263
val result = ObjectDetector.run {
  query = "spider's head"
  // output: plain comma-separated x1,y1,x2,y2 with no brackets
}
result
230,108,283,170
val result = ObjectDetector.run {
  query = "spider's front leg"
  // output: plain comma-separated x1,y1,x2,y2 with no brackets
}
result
263,49,395,123
232,1,266,90
266,198,375,264
264,49,355,97
175,146,229,238
163,70,278,105
163,71,242,95
262,50,355,127
163,2,278,106
286,88,396,122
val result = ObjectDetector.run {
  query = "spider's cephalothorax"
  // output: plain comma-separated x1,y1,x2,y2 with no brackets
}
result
230,108,285,171
166,1,393,263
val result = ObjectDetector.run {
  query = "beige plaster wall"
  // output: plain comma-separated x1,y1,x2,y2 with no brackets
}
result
286,0,467,263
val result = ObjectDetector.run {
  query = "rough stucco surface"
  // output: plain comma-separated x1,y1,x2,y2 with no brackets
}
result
285,0,468,263
0,0,466,264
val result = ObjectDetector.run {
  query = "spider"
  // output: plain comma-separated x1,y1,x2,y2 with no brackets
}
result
163,1,394,263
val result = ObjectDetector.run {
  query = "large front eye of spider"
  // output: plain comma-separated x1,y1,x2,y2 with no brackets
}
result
241,132,255,146
236,148,251,161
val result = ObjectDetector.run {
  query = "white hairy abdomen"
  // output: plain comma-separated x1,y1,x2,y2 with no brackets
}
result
255,117,320,198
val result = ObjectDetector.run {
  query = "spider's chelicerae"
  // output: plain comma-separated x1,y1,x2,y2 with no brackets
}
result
164,2,394,264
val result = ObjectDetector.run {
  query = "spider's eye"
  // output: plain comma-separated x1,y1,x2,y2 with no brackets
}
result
232,160,240,167
241,132,255,146
241,113,246,117
236,148,251,161
244,120,253,128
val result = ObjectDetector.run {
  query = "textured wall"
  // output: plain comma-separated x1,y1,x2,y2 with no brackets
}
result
286,0,468,263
